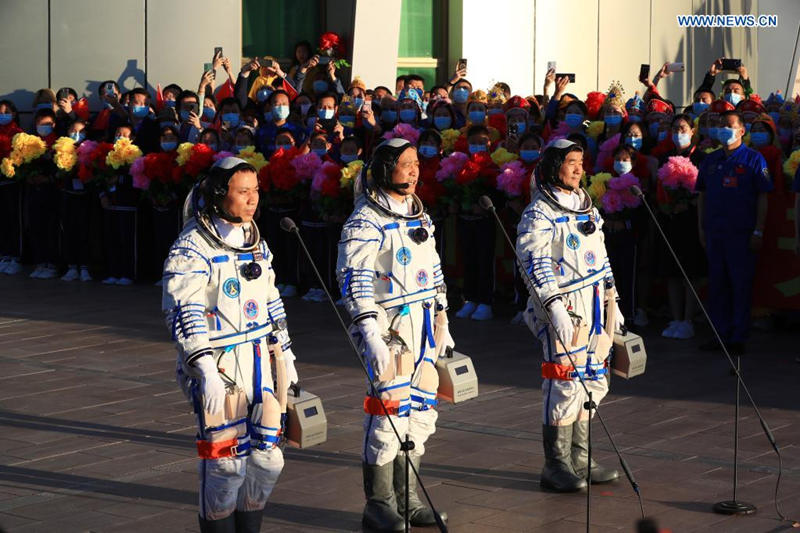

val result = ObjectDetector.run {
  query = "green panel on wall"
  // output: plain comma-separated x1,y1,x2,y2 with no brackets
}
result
242,0,320,61
398,0,437,57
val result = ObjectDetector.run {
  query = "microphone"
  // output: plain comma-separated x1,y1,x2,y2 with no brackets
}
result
279,216,447,532
629,185,643,198
390,182,411,191
279,216,297,233
478,195,645,522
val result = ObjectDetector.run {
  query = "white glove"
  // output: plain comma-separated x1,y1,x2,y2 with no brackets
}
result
548,300,575,348
282,347,299,386
612,301,625,333
435,320,455,357
195,355,227,416
358,318,391,378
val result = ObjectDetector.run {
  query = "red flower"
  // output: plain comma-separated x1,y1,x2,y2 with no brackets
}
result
456,152,497,185
319,32,345,56
267,147,301,191
185,143,216,178
488,114,507,137
453,134,468,154
417,157,444,206
144,152,178,185
312,161,343,198
257,165,271,192
91,142,113,171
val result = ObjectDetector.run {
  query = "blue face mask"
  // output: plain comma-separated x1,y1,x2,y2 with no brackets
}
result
312,147,328,158
648,122,660,138
69,131,85,143
750,131,770,146
313,80,328,94
433,116,451,130
399,109,417,123
273,105,290,120
222,113,240,127
164,100,176,108
519,149,540,162
564,113,583,128
672,132,692,149
36,102,53,111
468,110,485,124
36,124,53,137
179,110,191,121
510,121,526,135
382,110,397,123
604,114,623,126
353,97,364,110
718,127,739,146
132,105,149,118
624,136,643,150
724,92,743,106
276,143,293,152
693,101,709,115
340,153,358,163
0,113,12,125
707,127,720,140
203,107,216,120
628,114,642,123
339,114,356,126
768,112,780,125
468,144,487,154
256,88,271,102
418,145,438,158
452,88,469,103
657,130,667,142
318,108,335,120
161,141,177,151
613,160,632,175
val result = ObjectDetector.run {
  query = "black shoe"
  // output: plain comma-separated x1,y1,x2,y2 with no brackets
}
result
199,514,236,533
234,510,263,533
571,421,619,484
728,342,745,356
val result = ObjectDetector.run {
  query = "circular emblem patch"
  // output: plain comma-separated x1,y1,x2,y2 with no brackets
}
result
566,233,581,250
416,269,429,287
243,299,259,319
222,278,240,298
584,250,596,266
396,247,412,266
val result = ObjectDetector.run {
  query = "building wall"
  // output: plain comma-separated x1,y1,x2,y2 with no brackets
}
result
0,0,241,124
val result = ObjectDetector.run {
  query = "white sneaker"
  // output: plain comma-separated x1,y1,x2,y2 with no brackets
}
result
471,304,493,321
4,259,22,275
0,258,9,274
79,267,93,282
661,320,680,338
29,264,46,279
280,284,298,298
510,311,525,325
672,320,695,339
311,288,329,302
633,308,649,327
61,266,79,281
456,301,477,319
38,266,57,279
116,277,133,286
102,276,118,285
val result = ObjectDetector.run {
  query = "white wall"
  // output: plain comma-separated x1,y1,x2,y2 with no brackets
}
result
758,0,800,97
350,0,400,91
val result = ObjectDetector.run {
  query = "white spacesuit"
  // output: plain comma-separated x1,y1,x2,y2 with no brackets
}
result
337,138,451,531
516,139,620,493
163,157,298,532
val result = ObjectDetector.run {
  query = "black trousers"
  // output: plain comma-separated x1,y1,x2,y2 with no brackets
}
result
23,183,59,265
0,181,21,258
457,214,496,305
299,218,340,293
61,191,91,266
258,205,299,286
152,204,181,275
604,226,637,320
103,206,137,279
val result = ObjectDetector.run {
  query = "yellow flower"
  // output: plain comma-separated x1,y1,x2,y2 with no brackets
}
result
53,137,78,171
239,149,268,172
586,121,605,140
176,142,194,166
440,129,461,153
340,160,364,189
784,149,800,178
14,133,47,164
1,157,15,178
106,137,142,169
490,147,518,167
587,172,612,204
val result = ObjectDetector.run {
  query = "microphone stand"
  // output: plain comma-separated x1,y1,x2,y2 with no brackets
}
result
631,185,791,521
478,196,645,531
280,217,446,533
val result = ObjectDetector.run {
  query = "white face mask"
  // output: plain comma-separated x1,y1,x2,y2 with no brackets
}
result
613,160,632,175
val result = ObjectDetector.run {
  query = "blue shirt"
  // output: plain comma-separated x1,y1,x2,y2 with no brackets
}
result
695,143,772,233
793,166,800,193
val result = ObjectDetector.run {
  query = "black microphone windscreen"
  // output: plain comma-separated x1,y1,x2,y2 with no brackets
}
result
391,183,411,190
630,185,643,198
478,195,494,211
280,217,297,233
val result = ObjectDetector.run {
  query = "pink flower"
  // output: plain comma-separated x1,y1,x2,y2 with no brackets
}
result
497,160,527,197
131,156,149,189
601,190,624,213
77,140,98,166
382,123,420,145
291,152,322,181
596,133,621,171
311,161,341,193
607,172,639,191
213,151,234,161
657,155,698,191
435,151,468,181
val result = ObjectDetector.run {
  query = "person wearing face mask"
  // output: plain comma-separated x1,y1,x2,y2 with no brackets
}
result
559,100,588,137
175,90,203,144
736,98,767,138
517,139,623,493
689,89,715,119
379,95,399,131
59,119,93,282
31,88,56,115
653,114,706,340
216,97,243,150
502,96,532,153
24,109,61,280
596,83,627,147
107,87,158,153
396,89,423,129
241,55,298,107
0,100,24,276
337,138,453,530
696,110,772,356
54,87,89,137
625,93,645,125
448,77,472,126
255,90,304,156
696,58,753,104
427,100,459,133
643,97,675,157
91,80,123,140
347,77,368,113
416,129,448,260
199,128,221,152
159,84,182,113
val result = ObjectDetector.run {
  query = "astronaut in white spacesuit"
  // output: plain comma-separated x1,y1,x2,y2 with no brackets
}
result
162,157,298,532
337,138,452,531
516,140,622,493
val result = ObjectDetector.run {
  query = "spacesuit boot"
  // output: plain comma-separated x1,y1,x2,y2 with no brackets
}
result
198,514,236,533
570,420,619,484
362,462,405,532
541,424,587,492
233,510,263,533
393,454,447,526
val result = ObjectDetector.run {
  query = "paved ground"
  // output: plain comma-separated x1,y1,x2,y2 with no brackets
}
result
0,275,799,532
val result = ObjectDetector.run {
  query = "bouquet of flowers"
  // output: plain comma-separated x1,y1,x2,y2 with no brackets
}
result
783,148,800,178
496,160,528,199
490,147,518,167
382,123,420,145
439,128,461,154
52,136,79,173
417,156,446,212
656,155,699,214
76,140,114,184
453,151,500,210
131,151,180,206
310,160,346,220
586,172,612,206
176,142,216,186
600,173,642,214
318,32,350,68
258,147,309,204
235,145,268,173
0,132,50,181
106,137,142,171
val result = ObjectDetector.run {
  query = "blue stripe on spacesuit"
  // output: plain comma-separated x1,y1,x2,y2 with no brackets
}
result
383,222,400,229
172,245,212,271
378,381,411,393
420,305,435,361
592,284,602,335
252,340,263,405
543,327,553,425
211,255,229,263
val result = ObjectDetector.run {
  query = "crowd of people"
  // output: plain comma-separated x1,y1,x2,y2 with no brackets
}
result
2,36,799,352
